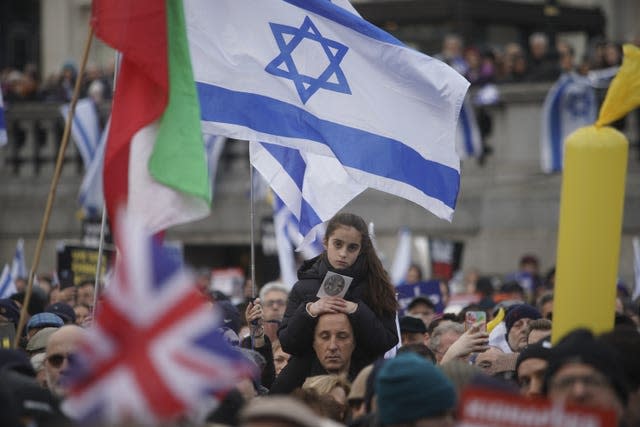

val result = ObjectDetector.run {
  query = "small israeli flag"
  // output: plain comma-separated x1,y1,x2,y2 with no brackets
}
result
540,73,597,173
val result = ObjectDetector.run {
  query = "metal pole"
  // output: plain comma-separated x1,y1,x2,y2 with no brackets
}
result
90,208,107,316
90,52,120,320
249,159,258,350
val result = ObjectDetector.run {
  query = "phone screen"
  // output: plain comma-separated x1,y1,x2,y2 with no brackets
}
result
465,311,487,332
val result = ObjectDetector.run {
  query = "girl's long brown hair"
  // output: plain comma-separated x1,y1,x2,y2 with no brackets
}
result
324,212,398,317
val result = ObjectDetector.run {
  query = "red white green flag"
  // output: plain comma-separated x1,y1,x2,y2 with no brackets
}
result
92,0,210,234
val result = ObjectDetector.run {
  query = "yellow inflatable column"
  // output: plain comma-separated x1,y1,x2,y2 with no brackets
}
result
552,44,639,343
552,126,627,342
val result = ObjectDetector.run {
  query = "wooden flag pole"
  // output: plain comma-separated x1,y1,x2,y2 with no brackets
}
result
14,25,95,347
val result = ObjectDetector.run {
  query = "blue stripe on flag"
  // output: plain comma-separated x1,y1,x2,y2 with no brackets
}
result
548,79,572,173
284,0,402,47
459,105,475,156
198,83,460,209
72,113,96,160
261,143,305,191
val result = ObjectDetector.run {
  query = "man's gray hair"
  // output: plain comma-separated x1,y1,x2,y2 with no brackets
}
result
428,321,464,353
259,282,289,300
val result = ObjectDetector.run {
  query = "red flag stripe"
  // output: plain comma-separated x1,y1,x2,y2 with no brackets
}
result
92,0,169,233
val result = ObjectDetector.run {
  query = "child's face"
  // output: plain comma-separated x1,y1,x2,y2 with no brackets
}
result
324,225,362,270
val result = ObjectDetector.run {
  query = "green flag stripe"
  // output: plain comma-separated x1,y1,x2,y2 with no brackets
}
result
149,0,211,202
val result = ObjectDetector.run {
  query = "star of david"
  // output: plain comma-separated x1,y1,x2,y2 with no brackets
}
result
565,91,592,119
265,16,351,104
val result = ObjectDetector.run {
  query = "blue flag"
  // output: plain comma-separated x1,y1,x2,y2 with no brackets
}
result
456,96,483,159
0,90,7,146
188,0,469,226
540,73,597,173
11,238,26,280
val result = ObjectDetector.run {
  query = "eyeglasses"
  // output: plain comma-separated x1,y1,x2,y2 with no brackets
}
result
264,299,286,308
550,373,610,391
46,353,75,368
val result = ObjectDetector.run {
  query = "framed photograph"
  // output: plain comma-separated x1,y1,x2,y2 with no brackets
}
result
317,271,353,299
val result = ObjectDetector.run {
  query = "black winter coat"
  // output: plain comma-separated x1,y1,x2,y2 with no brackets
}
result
271,255,397,393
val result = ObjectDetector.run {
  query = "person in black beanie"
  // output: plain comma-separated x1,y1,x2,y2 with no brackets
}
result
503,303,541,353
515,342,550,397
543,328,628,422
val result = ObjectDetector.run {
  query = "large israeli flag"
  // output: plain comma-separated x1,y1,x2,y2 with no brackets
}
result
0,90,7,146
187,0,469,223
540,72,597,173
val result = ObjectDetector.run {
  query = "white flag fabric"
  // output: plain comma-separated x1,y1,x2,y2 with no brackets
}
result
633,237,640,301
390,227,412,285
273,196,325,289
188,0,469,224
204,135,227,199
60,98,101,168
540,72,597,173
79,119,109,217
0,90,7,146
456,96,482,159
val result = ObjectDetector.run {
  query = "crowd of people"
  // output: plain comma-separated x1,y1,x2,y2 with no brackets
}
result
0,211,639,427
0,60,114,105
433,32,628,88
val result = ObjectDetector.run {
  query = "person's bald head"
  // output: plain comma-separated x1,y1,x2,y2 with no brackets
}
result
44,325,86,397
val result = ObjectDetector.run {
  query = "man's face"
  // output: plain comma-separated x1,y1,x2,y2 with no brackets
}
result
313,313,355,374
517,358,547,397
262,290,287,322
76,285,94,306
508,318,532,352
406,267,421,284
548,363,624,417
434,330,462,362
59,286,77,305
44,326,85,397
407,303,435,328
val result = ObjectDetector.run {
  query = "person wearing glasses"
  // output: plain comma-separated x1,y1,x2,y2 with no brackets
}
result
543,328,627,423
258,283,289,343
259,283,289,322
44,325,87,397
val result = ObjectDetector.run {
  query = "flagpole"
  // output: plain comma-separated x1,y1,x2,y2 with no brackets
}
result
90,208,107,315
249,160,258,350
90,52,121,320
14,25,95,347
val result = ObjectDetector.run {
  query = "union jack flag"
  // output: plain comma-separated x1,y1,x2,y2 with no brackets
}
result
62,213,255,425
